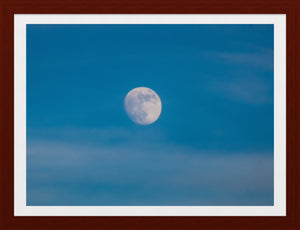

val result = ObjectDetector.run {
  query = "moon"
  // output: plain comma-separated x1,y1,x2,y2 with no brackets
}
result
124,87,162,125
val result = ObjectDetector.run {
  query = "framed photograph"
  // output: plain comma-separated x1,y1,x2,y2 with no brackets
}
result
1,0,299,229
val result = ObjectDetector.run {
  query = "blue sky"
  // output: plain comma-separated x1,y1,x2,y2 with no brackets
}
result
26,24,274,205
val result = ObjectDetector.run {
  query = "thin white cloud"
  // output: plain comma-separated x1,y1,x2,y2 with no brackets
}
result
27,139,273,205
206,51,273,71
210,76,272,104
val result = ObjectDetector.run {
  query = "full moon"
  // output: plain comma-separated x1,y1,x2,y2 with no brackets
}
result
124,87,162,125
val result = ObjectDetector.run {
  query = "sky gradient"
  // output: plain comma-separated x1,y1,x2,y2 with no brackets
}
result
26,24,274,205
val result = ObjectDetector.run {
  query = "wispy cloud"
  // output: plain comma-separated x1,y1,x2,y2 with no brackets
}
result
203,47,273,104
27,138,273,206
210,76,272,105
214,52,273,70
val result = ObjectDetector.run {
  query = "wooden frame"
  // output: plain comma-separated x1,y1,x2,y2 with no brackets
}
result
0,0,299,229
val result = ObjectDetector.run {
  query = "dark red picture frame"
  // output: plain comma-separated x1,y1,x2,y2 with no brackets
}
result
1,0,299,229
